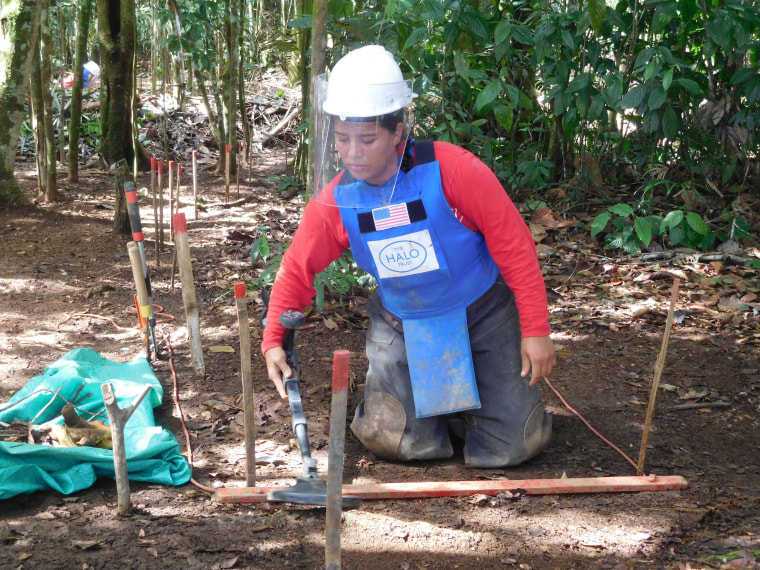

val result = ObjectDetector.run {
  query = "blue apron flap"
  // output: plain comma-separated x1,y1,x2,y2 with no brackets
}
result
404,310,481,418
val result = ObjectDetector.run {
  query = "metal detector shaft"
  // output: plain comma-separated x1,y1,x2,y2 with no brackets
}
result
280,311,317,479
124,181,159,359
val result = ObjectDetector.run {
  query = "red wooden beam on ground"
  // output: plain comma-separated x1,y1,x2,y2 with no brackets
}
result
213,475,688,504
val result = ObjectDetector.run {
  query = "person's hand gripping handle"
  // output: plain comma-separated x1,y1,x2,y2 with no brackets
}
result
264,311,306,399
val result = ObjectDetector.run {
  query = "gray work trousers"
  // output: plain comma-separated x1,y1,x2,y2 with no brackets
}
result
350,279,552,468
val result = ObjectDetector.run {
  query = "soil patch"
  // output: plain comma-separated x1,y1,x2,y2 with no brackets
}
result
1,158,759,570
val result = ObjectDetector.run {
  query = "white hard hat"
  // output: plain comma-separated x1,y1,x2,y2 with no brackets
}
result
322,45,416,118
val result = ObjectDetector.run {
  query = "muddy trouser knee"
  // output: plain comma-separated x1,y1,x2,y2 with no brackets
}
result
350,280,552,467
463,280,552,468
350,293,453,461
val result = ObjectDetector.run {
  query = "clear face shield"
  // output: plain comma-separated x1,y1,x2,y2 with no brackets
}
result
312,73,414,209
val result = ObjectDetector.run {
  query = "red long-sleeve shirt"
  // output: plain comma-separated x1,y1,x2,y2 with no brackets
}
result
261,141,550,354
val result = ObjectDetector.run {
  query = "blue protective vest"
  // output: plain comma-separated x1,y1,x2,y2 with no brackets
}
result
335,141,501,417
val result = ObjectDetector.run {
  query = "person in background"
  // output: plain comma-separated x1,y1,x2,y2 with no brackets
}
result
261,45,556,468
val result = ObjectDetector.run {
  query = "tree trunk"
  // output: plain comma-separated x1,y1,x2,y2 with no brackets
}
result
151,0,158,93
97,0,139,233
40,0,60,202
68,0,95,183
29,39,46,198
0,0,43,205
291,0,311,183
166,0,186,111
193,63,222,146
238,0,250,160
307,0,328,191
222,0,238,176
56,0,67,165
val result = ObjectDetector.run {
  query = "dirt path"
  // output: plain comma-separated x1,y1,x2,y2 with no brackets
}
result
1,160,759,570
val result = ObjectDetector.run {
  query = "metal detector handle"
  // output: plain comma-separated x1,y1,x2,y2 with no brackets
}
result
280,309,305,369
279,310,317,479
124,181,143,239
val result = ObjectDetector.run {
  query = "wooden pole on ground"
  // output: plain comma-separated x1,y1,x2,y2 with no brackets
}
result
192,150,198,220
326,350,351,570
101,382,153,516
151,157,158,265
637,278,680,476
214,475,689,504
173,212,205,376
224,143,231,203
234,282,256,487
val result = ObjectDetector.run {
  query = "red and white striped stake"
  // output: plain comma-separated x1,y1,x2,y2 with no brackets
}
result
173,212,204,376
234,282,256,486
192,150,198,220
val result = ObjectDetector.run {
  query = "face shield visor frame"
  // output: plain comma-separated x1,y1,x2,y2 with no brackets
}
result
312,73,415,209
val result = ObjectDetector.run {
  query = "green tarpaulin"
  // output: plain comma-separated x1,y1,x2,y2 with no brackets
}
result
0,348,191,500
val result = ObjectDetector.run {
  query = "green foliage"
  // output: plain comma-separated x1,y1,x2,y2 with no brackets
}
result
660,210,715,250
250,232,288,289
313,250,375,314
311,0,760,198
591,203,716,254
266,174,301,193
251,232,373,315
131,0,760,217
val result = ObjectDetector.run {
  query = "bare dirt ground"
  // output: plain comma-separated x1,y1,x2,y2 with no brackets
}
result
1,152,759,570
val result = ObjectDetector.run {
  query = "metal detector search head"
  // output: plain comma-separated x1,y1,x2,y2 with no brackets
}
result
267,310,361,510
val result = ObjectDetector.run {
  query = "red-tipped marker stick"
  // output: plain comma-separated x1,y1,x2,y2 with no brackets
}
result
158,161,165,253
173,213,204,376
326,350,351,570
234,282,256,486
175,162,182,219
124,182,159,360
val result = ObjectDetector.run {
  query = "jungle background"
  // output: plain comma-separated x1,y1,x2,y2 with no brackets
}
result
1,0,760,569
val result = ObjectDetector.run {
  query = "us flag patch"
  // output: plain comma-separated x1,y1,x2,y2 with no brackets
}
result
372,203,411,230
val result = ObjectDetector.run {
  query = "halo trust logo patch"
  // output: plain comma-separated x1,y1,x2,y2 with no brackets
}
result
368,230,440,279
378,239,427,273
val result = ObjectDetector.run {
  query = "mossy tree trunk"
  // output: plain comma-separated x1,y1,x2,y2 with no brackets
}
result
306,0,327,191
67,0,95,183
39,0,59,202
29,38,46,198
0,0,43,205
220,0,238,176
97,0,138,233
